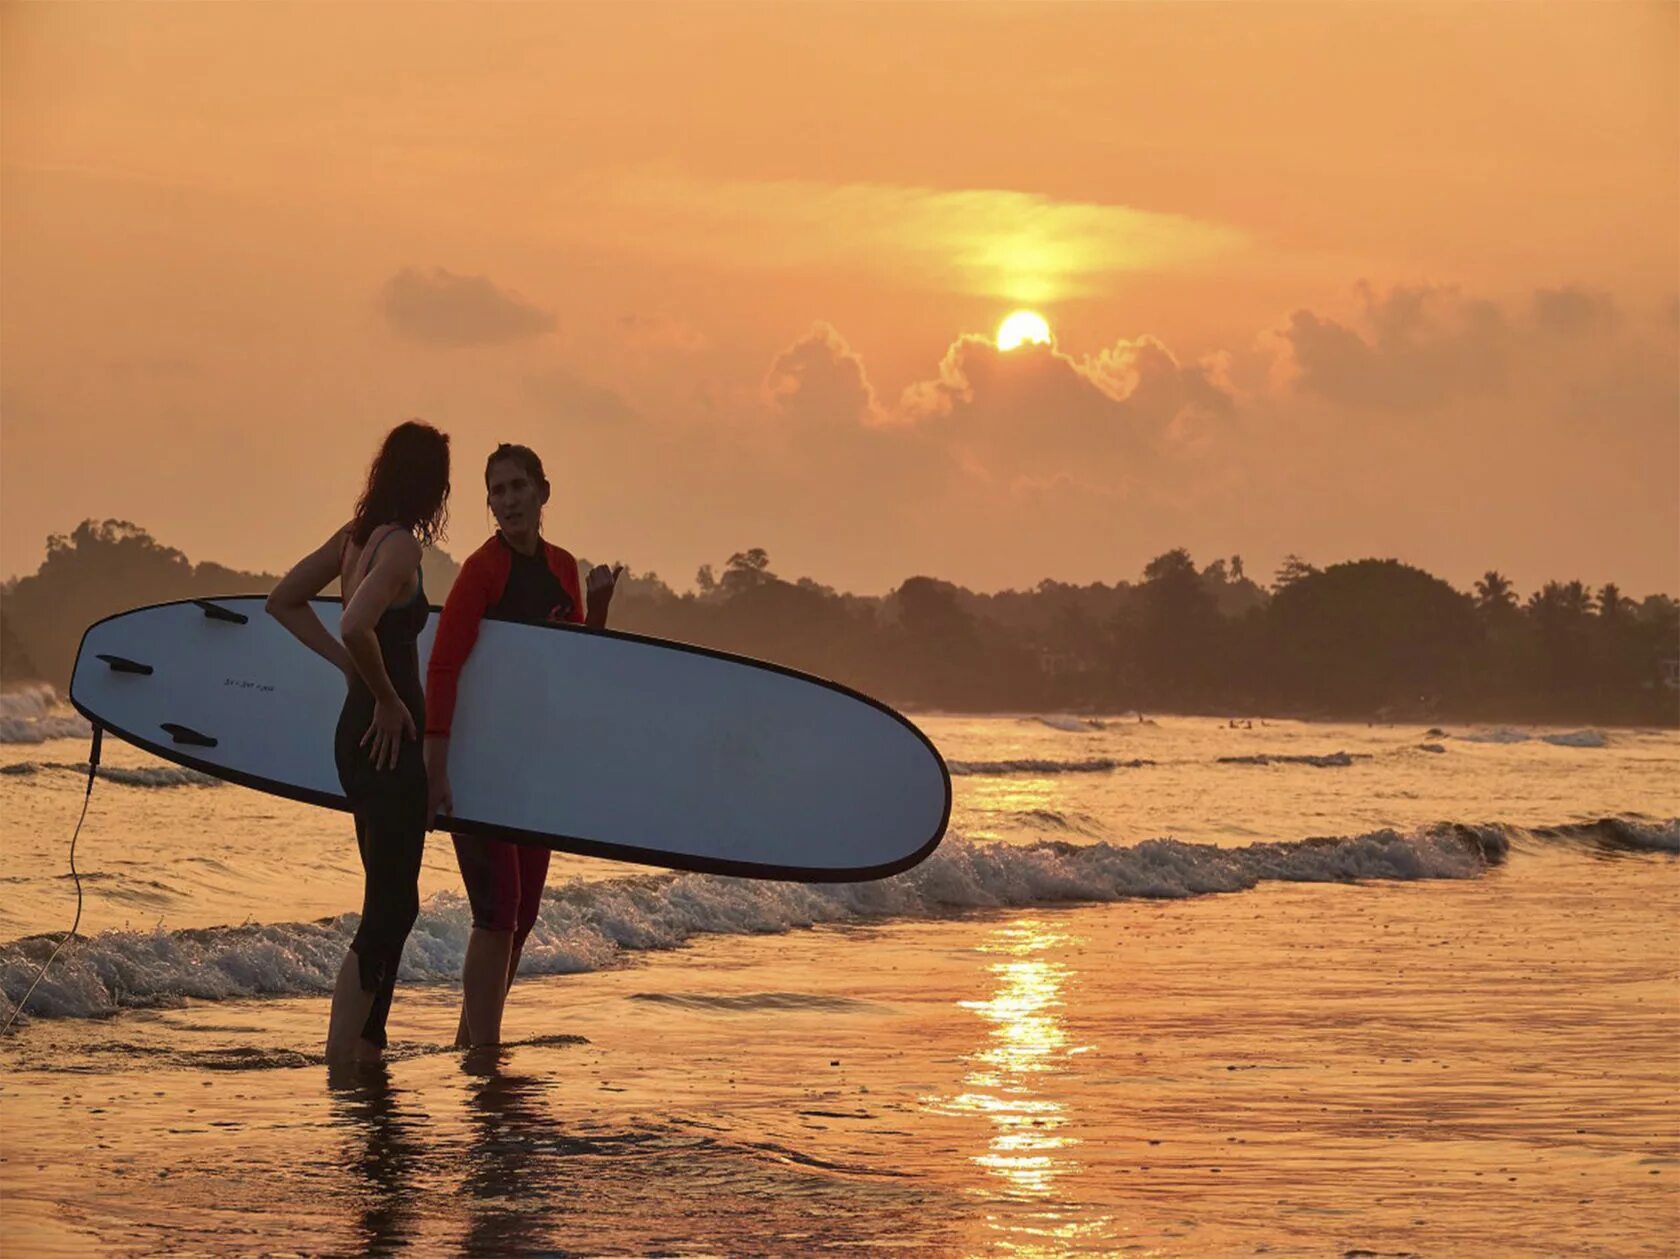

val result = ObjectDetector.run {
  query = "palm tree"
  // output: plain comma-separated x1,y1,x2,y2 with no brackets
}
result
1597,583,1631,620
1527,580,1593,623
1559,580,1593,619
1474,570,1518,614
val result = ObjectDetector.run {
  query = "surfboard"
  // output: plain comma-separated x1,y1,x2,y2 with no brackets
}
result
68,597,950,882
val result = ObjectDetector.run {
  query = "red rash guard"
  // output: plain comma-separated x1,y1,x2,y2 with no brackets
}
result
424,534,585,737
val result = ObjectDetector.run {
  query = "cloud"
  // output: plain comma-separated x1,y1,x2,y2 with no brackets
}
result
763,323,882,426
1274,281,1676,421
617,313,708,352
579,171,1247,303
379,267,555,347
523,367,636,424
897,332,1236,487
1279,282,1511,411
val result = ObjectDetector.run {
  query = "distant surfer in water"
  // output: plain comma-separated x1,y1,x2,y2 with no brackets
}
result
268,420,452,1064
424,443,621,1047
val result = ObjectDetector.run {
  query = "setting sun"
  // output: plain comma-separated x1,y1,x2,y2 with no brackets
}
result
997,310,1053,351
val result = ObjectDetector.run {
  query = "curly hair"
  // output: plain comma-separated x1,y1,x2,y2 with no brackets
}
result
349,420,451,547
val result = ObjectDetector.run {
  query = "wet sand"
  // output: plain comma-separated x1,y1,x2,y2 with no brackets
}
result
4,843,1675,1256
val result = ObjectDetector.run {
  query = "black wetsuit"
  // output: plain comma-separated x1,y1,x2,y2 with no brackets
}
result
333,532,428,1050
493,538,576,626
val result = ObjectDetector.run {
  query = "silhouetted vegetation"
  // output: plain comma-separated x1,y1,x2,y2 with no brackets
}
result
3,520,1675,726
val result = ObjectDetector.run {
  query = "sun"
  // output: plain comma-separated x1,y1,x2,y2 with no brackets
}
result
997,310,1053,351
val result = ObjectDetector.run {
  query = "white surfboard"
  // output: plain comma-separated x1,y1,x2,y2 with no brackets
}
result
68,597,950,881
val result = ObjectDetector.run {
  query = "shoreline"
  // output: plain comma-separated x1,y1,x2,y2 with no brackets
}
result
3,854,1676,1256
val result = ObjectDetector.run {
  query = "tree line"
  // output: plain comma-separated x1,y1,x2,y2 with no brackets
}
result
3,520,1675,726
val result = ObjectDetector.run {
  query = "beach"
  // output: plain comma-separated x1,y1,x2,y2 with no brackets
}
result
2,706,1676,1255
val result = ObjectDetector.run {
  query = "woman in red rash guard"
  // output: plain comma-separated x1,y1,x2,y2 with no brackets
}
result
424,442,621,1048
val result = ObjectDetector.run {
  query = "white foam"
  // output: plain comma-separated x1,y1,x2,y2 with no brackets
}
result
0,826,1501,1023
0,686,90,745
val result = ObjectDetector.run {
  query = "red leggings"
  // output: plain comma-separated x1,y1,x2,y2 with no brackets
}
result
452,835,551,949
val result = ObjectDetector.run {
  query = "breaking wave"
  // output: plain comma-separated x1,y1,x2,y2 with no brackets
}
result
1,761,223,789
0,687,90,745
1217,752,1373,768
0,821,1565,1025
1457,728,1610,748
948,757,1152,776
1528,817,1679,854
1029,715,1107,733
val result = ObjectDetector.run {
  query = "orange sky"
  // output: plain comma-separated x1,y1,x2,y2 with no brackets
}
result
3,2,1676,596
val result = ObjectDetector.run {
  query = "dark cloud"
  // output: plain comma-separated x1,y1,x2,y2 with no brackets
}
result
1282,283,1510,411
763,323,881,425
379,267,555,347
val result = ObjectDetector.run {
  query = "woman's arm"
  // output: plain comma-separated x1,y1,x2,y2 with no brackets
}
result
266,527,354,678
423,553,497,825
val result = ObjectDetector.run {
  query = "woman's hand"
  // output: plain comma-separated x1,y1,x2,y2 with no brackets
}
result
360,694,416,771
587,563,622,599
426,769,453,827
424,737,453,826
586,564,623,628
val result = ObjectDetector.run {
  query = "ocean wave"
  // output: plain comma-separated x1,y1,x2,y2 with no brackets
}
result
0,825,1506,1024
1540,730,1611,748
1529,817,1679,854
948,757,1152,776
1217,752,1372,768
1,761,222,789
1029,714,1106,733
1001,808,1109,837
1456,728,1610,748
0,686,90,745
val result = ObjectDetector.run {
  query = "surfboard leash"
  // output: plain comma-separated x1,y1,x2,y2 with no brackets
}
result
1,723,100,1035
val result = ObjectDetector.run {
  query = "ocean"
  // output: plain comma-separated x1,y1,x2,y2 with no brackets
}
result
1,687,1675,1255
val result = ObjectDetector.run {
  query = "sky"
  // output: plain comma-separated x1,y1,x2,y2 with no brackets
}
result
3,2,1676,597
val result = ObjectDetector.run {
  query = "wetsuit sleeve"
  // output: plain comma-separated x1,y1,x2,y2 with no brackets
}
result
424,552,495,737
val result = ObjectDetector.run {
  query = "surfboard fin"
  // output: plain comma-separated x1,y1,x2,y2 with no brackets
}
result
160,722,218,748
95,654,154,675
192,599,249,624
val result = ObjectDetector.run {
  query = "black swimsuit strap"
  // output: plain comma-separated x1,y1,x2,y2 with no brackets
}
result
358,526,403,583
346,526,422,608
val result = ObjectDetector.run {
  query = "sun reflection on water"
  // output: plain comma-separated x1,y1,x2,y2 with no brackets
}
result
924,918,1113,1251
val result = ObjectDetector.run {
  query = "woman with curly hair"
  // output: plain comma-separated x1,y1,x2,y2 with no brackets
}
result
267,420,451,1063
